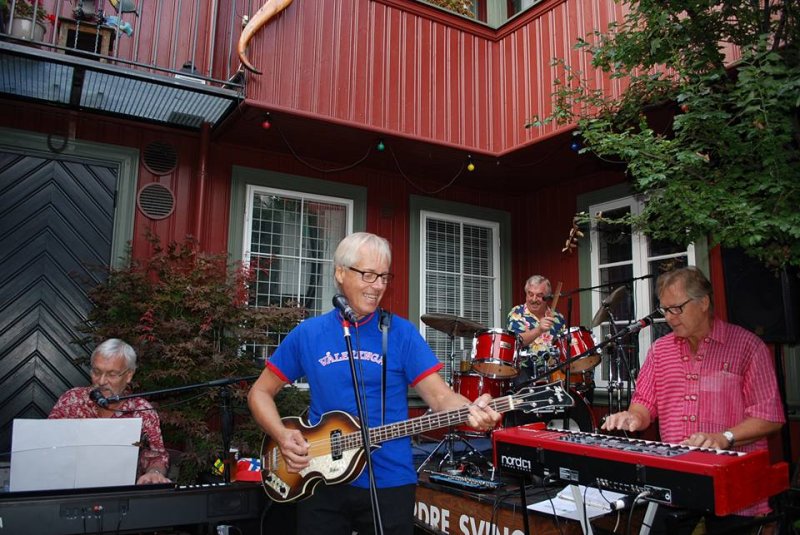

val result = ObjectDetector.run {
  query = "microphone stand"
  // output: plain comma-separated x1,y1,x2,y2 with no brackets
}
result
604,309,626,414
340,319,384,535
530,324,647,385
97,375,259,484
560,296,574,430
560,273,654,297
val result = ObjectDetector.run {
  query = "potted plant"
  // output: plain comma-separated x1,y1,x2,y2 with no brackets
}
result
2,0,50,41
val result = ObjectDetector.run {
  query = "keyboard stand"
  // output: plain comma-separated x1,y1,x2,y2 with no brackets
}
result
640,502,657,535
569,484,594,535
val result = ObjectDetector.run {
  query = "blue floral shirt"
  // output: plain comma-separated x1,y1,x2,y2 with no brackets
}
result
506,304,566,361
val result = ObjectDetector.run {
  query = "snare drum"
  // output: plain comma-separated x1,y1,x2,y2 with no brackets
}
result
471,328,519,378
555,326,601,373
453,372,508,434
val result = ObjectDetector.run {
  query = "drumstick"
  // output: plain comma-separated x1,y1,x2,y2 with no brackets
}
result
550,281,563,312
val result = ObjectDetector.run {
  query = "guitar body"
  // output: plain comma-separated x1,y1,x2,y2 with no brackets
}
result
261,411,370,502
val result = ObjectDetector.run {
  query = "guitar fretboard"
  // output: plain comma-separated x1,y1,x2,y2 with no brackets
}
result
338,385,566,452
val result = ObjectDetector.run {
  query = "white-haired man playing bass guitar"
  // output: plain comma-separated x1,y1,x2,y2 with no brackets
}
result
248,232,501,535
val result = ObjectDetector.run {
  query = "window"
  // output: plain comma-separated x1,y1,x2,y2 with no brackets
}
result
420,0,542,26
419,211,501,377
243,185,353,360
589,196,695,387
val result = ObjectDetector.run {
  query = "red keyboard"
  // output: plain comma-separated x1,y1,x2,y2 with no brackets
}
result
493,425,788,515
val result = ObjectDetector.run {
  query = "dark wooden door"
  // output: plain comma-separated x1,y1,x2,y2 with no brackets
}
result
0,151,117,454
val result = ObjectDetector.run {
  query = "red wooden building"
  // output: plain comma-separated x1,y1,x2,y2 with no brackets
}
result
0,0,796,466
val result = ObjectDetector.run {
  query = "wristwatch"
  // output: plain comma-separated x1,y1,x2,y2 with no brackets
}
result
722,430,735,448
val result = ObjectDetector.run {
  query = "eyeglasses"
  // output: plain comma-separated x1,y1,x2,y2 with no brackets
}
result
348,266,394,284
91,368,129,380
656,298,694,316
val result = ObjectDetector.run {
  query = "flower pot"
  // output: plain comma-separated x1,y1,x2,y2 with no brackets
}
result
9,17,46,41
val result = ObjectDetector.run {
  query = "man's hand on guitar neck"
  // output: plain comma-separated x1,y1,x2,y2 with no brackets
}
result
465,393,502,433
278,427,310,473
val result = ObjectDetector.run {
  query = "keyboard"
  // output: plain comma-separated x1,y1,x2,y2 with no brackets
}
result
426,471,505,491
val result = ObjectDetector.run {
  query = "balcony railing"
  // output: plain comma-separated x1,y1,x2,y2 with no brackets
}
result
0,0,249,130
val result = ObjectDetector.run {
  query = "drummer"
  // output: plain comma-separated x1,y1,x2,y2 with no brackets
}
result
506,275,567,385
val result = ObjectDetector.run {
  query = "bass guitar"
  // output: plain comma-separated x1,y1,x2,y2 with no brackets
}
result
260,382,572,502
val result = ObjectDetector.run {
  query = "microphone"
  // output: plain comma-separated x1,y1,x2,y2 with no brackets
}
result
609,313,657,339
332,294,358,324
90,388,109,408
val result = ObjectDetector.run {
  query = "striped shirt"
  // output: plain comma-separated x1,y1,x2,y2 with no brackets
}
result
633,318,784,515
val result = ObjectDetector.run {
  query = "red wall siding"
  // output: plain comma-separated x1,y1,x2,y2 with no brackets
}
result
1,101,609,320
238,0,627,155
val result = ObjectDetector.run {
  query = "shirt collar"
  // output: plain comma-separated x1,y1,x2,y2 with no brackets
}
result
671,316,722,346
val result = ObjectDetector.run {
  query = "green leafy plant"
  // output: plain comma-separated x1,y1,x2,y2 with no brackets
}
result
79,231,306,483
529,0,800,270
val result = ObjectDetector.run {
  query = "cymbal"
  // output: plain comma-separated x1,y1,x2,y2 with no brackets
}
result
421,313,486,338
591,286,628,327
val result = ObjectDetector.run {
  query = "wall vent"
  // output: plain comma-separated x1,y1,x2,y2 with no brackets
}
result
137,183,175,220
142,140,178,175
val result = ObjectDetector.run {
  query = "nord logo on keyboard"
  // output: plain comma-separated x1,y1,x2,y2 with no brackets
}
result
500,455,531,472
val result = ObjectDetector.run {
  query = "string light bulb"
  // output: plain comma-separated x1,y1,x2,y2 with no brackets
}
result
261,113,272,130
376,139,385,152
466,154,475,172
570,132,582,152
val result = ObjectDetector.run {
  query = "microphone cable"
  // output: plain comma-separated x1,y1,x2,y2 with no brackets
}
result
625,490,652,535
539,474,566,535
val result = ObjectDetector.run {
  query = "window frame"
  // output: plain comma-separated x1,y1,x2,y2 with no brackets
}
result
578,186,708,393
419,209,502,328
228,166,367,375
242,183,354,276
409,196,511,387
228,166,367,266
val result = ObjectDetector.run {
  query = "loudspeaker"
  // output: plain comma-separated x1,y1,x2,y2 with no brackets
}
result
722,248,800,344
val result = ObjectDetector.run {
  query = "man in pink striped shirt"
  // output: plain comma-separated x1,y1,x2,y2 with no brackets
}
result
602,266,784,533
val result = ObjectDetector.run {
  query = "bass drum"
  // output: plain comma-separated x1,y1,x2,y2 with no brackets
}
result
503,389,597,433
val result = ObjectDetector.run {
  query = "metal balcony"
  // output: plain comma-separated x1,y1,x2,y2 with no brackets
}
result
0,0,247,131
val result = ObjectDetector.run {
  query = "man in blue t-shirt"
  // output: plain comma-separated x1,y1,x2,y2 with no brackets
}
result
248,232,501,535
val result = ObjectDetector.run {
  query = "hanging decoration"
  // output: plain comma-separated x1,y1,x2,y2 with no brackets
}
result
238,0,295,74
262,112,473,195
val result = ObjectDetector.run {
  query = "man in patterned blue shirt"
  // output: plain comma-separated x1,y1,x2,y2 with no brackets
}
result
506,275,567,386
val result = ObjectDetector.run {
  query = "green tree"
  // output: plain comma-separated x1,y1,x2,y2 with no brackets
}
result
531,0,800,269
79,232,306,482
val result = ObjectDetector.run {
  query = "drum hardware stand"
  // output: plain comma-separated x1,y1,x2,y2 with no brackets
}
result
416,428,491,473
604,311,641,414
604,310,627,414
416,323,492,474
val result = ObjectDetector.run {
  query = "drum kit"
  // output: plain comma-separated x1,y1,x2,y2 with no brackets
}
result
417,312,605,471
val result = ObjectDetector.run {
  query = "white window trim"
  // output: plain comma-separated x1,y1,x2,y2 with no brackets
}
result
418,210,502,332
241,185,354,386
242,184,354,267
588,195,695,387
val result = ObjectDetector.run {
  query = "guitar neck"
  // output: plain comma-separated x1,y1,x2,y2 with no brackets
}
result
368,395,516,445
